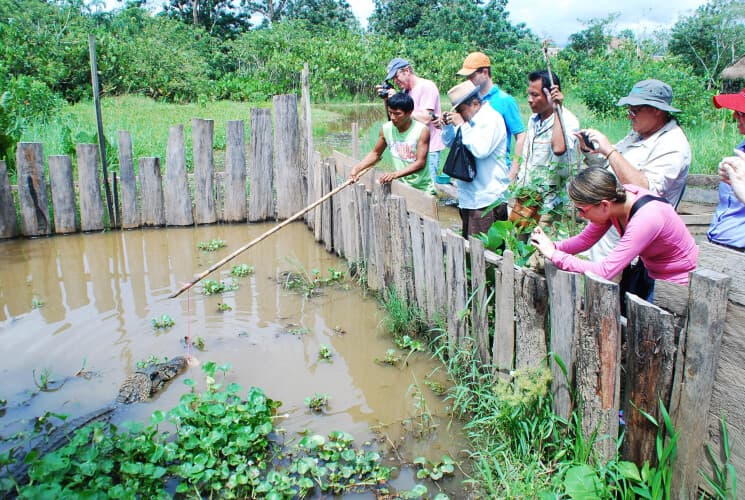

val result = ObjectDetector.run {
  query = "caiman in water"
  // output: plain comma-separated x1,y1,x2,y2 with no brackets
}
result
2,356,187,488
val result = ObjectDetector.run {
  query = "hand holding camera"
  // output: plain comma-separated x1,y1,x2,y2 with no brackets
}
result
377,81,393,99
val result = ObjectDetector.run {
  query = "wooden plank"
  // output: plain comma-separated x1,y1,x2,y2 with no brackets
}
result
300,64,313,226
117,131,139,229
469,236,490,365
274,94,305,219
445,230,468,358
138,157,165,227
622,295,676,467
355,184,371,267
321,161,334,253
248,108,274,222
366,182,381,292
76,143,105,232
409,213,427,318
697,242,745,306
493,250,515,378
514,268,549,369
16,142,51,236
545,261,581,420
390,196,414,304
0,160,19,238
223,120,247,222
330,159,343,256
653,280,689,317
704,301,745,491
192,118,216,224
577,272,621,462
164,125,194,226
306,150,320,231
670,269,730,499
423,217,446,323
48,155,77,233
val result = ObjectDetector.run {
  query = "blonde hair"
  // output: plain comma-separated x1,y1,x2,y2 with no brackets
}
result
568,167,627,205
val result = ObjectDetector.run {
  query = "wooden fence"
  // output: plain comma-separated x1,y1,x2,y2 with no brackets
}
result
0,84,742,498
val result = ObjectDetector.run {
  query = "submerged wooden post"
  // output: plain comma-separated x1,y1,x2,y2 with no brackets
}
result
577,272,621,462
192,118,216,224
622,295,676,466
139,157,165,227
223,120,247,222
274,94,304,219
16,142,51,236
248,108,274,222
0,160,19,238
118,131,140,229
671,269,730,498
545,261,581,420
165,125,194,226
48,155,78,233
77,143,105,232
469,236,490,365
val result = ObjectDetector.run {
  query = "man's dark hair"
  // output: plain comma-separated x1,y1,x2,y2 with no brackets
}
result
388,92,414,112
528,70,561,91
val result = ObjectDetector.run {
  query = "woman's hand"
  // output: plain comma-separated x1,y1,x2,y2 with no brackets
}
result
530,226,556,259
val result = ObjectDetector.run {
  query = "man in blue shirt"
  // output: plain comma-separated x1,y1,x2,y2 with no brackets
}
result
456,52,526,181
708,88,745,251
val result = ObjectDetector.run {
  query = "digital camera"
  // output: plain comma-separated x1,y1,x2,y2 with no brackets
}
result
378,81,393,98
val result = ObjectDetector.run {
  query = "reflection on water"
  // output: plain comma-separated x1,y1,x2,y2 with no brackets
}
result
0,223,470,496
313,102,387,158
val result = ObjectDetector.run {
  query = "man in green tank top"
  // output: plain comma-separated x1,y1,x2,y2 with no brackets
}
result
349,93,433,193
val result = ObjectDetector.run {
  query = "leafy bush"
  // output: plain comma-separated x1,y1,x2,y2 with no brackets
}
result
574,45,715,127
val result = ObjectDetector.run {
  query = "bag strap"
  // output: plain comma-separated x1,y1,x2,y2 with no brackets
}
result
629,194,668,220
620,194,668,236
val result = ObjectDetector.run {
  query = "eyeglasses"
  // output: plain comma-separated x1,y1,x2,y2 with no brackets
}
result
575,203,598,216
627,106,649,118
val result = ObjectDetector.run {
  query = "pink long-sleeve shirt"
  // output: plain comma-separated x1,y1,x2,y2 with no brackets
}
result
551,185,699,284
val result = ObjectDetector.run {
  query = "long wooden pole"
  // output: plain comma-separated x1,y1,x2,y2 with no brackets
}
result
169,166,373,298
89,34,115,228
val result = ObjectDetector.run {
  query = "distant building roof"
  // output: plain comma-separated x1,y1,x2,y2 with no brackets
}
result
721,56,745,80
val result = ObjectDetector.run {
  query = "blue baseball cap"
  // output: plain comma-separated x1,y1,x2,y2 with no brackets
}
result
385,58,410,80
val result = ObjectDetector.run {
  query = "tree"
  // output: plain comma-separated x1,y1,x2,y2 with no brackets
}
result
244,0,290,25
668,0,745,88
283,0,359,31
368,0,429,36
162,0,251,38
566,13,618,55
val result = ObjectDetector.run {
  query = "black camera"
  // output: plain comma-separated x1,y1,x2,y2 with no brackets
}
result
579,131,596,151
378,81,393,98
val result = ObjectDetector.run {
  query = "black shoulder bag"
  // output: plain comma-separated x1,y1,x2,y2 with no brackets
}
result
443,127,476,182
619,194,668,314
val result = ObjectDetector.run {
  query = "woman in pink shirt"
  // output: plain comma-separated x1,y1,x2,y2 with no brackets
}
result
530,167,698,288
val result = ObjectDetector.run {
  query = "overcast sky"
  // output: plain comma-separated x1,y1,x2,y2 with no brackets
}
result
347,0,709,46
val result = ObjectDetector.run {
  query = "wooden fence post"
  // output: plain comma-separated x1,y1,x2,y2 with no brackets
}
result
423,217,447,323
16,142,51,236
514,268,549,369
223,120,247,222
622,295,676,466
274,94,305,219
0,160,19,238
389,196,414,304
76,143,105,232
248,108,274,222
118,131,140,229
671,269,730,498
493,250,515,379
139,157,165,227
577,272,621,462
192,118,216,224
320,160,334,253
445,230,467,358
469,236,490,365
48,155,77,233
545,261,582,421
165,125,194,226
300,64,313,225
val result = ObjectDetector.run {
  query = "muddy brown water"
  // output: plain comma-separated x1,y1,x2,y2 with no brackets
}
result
0,221,472,497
